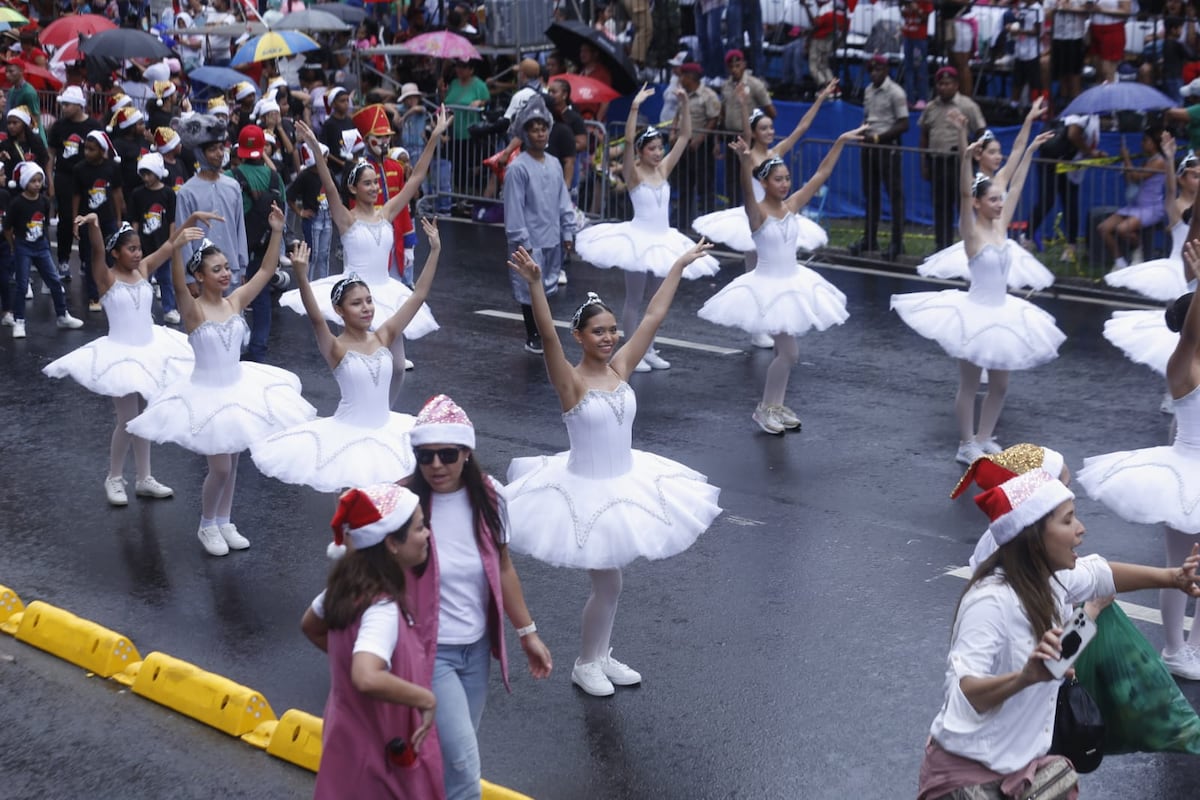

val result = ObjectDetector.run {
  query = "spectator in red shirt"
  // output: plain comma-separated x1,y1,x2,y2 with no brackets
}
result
902,0,935,107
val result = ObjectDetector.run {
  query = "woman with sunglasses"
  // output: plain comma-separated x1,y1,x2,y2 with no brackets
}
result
44,214,210,507
506,241,721,698
405,394,552,800
250,218,443,494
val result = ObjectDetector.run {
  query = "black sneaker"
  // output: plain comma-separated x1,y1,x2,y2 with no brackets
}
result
524,336,544,355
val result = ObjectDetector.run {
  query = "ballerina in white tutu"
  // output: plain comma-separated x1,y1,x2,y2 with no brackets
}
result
1078,239,1200,679
281,112,451,388
573,84,719,373
917,101,1056,292
126,205,317,556
251,218,443,493
698,129,864,434
891,119,1064,465
505,241,722,697
44,214,208,507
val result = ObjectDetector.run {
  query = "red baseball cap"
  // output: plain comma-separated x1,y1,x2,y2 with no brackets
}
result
237,124,265,160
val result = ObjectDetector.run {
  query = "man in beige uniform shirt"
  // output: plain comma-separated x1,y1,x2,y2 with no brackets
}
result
919,66,985,250
852,55,910,261
720,49,775,206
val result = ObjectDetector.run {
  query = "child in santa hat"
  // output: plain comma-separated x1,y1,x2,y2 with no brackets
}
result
73,130,125,312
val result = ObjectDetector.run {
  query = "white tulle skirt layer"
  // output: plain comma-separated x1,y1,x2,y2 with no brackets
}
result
918,240,1056,292
42,327,194,400
692,207,828,253
1103,309,1177,376
574,221,720,278
1077,445,1200,532
698,264,849,336
278,279,438,339
1103,258,1189,303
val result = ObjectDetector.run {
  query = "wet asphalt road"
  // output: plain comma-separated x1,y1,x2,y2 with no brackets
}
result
1,220,1198,800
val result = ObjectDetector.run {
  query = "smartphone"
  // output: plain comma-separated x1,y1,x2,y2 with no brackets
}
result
1044,607,1097,679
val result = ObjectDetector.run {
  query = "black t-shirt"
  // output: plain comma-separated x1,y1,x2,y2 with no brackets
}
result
9,192,51,245
147,107,177,135
73,158,123,227
287,167,328,214
0,186,12,239
113,136,149,203
130,184,176,253
0,133,49,179
163,156,189,192
321,115,358,167
47,116,102,178
560,106,587,140
548,120,577,164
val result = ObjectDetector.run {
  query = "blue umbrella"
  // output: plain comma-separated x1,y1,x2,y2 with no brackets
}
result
1060,82,1178,117
188,65,249,91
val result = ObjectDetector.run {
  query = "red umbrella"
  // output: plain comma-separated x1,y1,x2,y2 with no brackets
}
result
50,38,83,64
548,73,620,105
41,14,116,49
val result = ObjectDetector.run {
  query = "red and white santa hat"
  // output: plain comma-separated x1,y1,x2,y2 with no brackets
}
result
409,394,476,449
324,86,347,115
9,161,44,190
298,140,329,170
974,470,1074,547
327,482,420,559
341,128,364,157
154,126,181,153
950,443,1066,500
109,92,133,112
87,130,120,163
107,106,143,133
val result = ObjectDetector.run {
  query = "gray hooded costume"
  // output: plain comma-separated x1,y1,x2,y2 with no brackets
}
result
175,114,249,279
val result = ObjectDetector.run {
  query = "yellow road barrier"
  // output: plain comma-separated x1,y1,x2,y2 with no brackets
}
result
13,601,140,678
130,651,276,737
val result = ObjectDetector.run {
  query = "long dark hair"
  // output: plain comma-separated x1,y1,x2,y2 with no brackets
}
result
956,517,1062,639
408,453,505,549
324,517,417,630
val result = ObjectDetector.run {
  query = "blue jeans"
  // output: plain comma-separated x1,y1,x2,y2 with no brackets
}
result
782,39,808,85
302,209,333,280
429,157,453,214
697,5,725,79
242,252,272,361
725,0,764,73
13,239,67,319
153,262,176,315
433,638,491,800
904,39,929,102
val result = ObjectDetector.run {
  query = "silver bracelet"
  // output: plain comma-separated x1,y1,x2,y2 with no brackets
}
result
516,622,537,638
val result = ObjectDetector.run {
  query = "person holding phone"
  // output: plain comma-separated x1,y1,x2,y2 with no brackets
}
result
917,469,1200,798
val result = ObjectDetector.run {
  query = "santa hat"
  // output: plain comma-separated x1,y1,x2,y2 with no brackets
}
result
87,130,120,163
252,97,280,120
144,60,171,84
974,471,1074,547
299,140,329,169
327,483,419,559
109,93,133,112
232,80,257,102
409,395,476,449
324,86,347,115
137,151,167,179
9,161,44,190
108,106,144,133
6,105,32,129
951,443,1066,499
152,79,176,106
267,76,288,95
207,97,230,116
341,128,364,158
154,126,181,153
388,146,409,162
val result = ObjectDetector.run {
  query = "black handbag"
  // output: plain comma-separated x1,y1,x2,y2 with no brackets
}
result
1049,677,1105,774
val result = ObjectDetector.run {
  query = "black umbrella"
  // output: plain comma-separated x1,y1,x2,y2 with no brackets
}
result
80,29,174,61
310,3,367,25
545,21,636,95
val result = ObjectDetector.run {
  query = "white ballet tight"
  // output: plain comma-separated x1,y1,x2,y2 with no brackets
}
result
201,453,240,527
1162,526,1199,654
388,336,406,411
110,394,150,482
956,361,1010,443
622,272,662,348
580,568,622,663
762,334,799,407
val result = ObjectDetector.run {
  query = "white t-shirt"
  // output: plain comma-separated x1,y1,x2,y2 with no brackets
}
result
310,590,401,669
928,555,1115,774
1092,0,1127,25
1013,4,1044,61
433,488,491,645
1045,0,1087,40
205,10,236,61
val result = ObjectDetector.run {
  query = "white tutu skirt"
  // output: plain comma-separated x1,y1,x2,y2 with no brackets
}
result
890,290,1065,371
698,264,849,336
574,221,720,279
42,327,193,400
1103,309,1177,376
250,413,417,493
1104,258,1188,303
278,279,439,340
126,365,317,456
1077,445,1200,531
504,451,722,569
918,240,1056,292
692,207,828,253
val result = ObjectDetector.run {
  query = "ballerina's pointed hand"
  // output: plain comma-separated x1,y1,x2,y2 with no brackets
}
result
728,136,750,156
176,227,206,246
507,247,541,283
191,211,225,228
819,78,839,100
1031,130,1055,149
268,203,285,231
422,216,440,248
634,85,655,106
683,238,713,264
291,240,310,270
73,213,97,236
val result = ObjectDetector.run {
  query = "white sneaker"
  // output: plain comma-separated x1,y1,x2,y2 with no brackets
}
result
1161,646,1200,680
104,476,128,506
404,358,414,371
599,649,641,686
198,525,230,556
956,440,986,465
751,332,774,349
24,284,32,300
163,309,181,324
979,437,1003,455
1113,256,1129,270
1130,246,1144,265
753,403,785,434
1,312,12,326
571,658,615,696
12,320,25,338
56,311,83,329
218,523,250,550
40,282,50,295
771,405,801,430
642,349,671,370
152,281,161,299
634,358,652,373
134,476,174,499
557,270,568,286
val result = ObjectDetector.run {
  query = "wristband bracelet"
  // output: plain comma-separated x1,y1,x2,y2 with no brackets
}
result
516,622,537,637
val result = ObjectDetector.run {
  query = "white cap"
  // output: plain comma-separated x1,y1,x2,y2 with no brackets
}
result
668,50,688,67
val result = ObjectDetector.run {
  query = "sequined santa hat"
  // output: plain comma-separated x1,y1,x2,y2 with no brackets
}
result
9,161,44,190
6,104,33,130
232,80,258,102
950,443,1066,499
107,106,143,134
409,395,476,449
154,126,181,154
86,130,120,163
207,96,230,117
327,483,420,559
109,92,133,112
974,470,1074,547
152,79,176,106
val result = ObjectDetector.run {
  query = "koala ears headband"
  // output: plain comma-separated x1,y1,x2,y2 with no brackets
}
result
105,221,135,252
754,156,785,182
571,292,607,328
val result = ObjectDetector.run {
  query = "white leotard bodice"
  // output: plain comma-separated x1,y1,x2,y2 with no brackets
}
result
630,182,671,230
1175,386,1200,450
188,315,246,387
563,382,635,479
342,218,394,284
102,279,154,346
751,213,799,278
331,347,393,428
966,244,1011,307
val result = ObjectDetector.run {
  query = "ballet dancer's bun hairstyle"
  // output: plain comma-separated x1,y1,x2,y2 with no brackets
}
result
1166,291,1195,333
331,273,369,306
572,292,613,330
187,239,223,274
754,156,786,182
971,172,993,198
634,125,665,151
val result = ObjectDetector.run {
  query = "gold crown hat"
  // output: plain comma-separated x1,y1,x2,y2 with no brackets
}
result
950,443,1067,499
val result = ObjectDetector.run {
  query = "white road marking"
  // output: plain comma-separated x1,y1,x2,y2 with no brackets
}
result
475,309,743,355
723,516,766,527
942,565,1192,631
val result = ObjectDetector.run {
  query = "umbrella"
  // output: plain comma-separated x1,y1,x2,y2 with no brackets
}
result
549,73,619,105
310,3,366,24
188,65,251,90
402,31,480,62
230,30,319,67
41,14,116,48
1060,82,1178,117
0,8,28,24
49,38,83,64
80,29,174,61
275,9,351,32
545,21,636,95
190,22,268,37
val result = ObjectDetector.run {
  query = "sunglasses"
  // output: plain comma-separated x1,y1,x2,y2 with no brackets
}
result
414,447,464,466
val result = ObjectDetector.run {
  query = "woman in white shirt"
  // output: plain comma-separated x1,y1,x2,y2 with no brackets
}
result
917,469,1200,798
